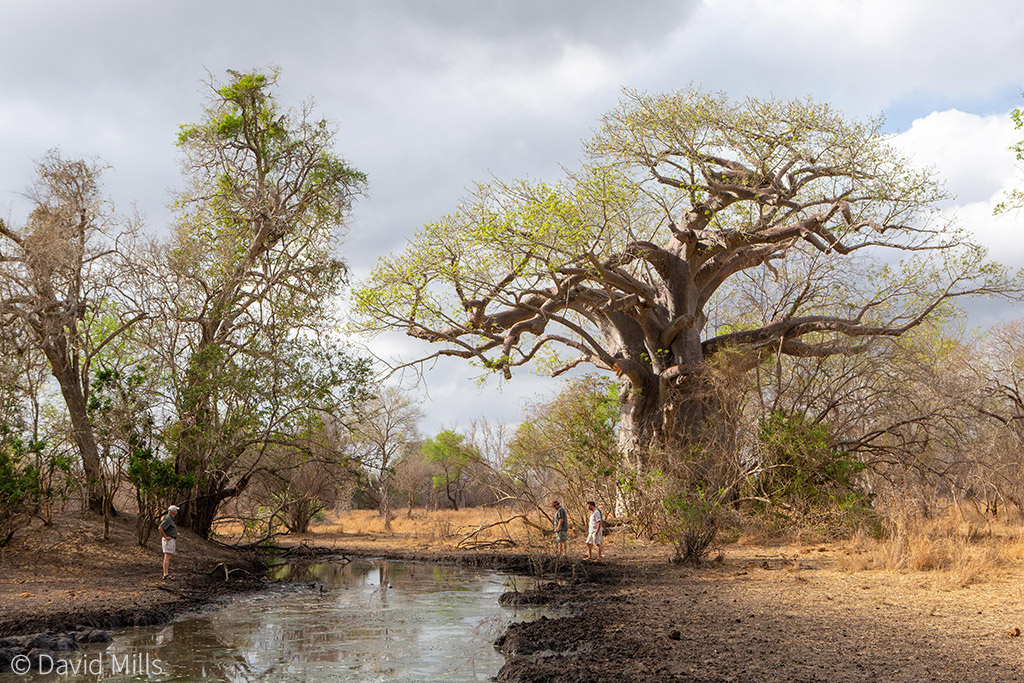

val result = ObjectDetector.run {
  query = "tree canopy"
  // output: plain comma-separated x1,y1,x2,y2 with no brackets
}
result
356,88,1022,452
166,69,370,536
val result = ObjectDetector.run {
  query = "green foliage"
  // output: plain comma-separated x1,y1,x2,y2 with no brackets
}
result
174,69,365,274
660,486,722,564
88,364,193,542
422,430,481,510
750,410,875,535
507,376,620,523
88,365,160,469
755,411,864,503
0,425,42,545
127,450,193,500
508,376,619,476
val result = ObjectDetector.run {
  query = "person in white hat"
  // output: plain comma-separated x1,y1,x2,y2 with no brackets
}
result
158,505,179,580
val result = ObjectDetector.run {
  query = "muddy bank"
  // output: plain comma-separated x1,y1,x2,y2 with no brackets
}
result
275,541,621,578
489,557,1024,683
0,628,113,673
0,513,265,639
0,566,264,638
493,570,626,683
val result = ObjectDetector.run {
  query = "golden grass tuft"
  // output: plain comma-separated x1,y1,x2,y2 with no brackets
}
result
840,508,1024,587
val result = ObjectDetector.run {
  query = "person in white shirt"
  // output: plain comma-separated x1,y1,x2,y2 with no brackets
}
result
586,500,603,561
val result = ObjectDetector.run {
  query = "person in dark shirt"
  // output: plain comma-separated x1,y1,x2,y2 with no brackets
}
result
552,501,568,555
158,505,179,580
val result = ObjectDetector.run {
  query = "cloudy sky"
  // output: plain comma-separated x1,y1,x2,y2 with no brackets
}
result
2,0,1022,432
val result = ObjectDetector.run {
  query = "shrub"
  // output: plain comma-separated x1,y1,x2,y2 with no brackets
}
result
748,410,876,537
661,486,723,564
0,426,41,546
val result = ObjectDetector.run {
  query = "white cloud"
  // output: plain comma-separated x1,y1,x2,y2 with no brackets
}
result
646,0,1024,118
890,109,1024,264
891,110,1018,203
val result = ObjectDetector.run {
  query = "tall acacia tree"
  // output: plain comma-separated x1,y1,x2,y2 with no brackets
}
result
356,89,1021,457
168,70,367,537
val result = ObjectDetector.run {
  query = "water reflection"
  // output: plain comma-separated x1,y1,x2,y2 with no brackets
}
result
7,559,548,683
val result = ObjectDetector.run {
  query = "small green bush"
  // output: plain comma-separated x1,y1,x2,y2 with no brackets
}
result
748,410,876,537
661,486,723,564
0,426,41,546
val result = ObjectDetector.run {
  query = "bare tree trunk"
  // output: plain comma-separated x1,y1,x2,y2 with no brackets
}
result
46,348,104,512
379,478,393,532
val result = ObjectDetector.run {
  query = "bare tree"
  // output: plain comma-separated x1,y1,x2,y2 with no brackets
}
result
349,386,423,532
954,321,1024,514
393,444,432,517
0,152,144,511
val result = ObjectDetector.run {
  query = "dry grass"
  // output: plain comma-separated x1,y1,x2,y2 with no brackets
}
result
840,508,1024,587
309,506,549,549
215,505,657,557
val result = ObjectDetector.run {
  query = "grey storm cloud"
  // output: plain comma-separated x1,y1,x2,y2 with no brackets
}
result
0,1,696,241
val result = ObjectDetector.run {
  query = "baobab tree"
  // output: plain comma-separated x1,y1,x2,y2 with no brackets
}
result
356,89,1022,458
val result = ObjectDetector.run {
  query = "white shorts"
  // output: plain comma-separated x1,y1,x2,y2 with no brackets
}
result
586,531,603,546
162,537,176,554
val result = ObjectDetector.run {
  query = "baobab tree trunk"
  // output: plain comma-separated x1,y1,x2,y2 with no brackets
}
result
613,327,720,463
616,374,721,465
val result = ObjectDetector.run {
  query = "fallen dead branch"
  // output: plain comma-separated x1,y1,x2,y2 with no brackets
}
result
459,538,518,550
457,513,540,549
207,562,256,582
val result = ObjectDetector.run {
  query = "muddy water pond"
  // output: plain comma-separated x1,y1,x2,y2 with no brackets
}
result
12,558,551,682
